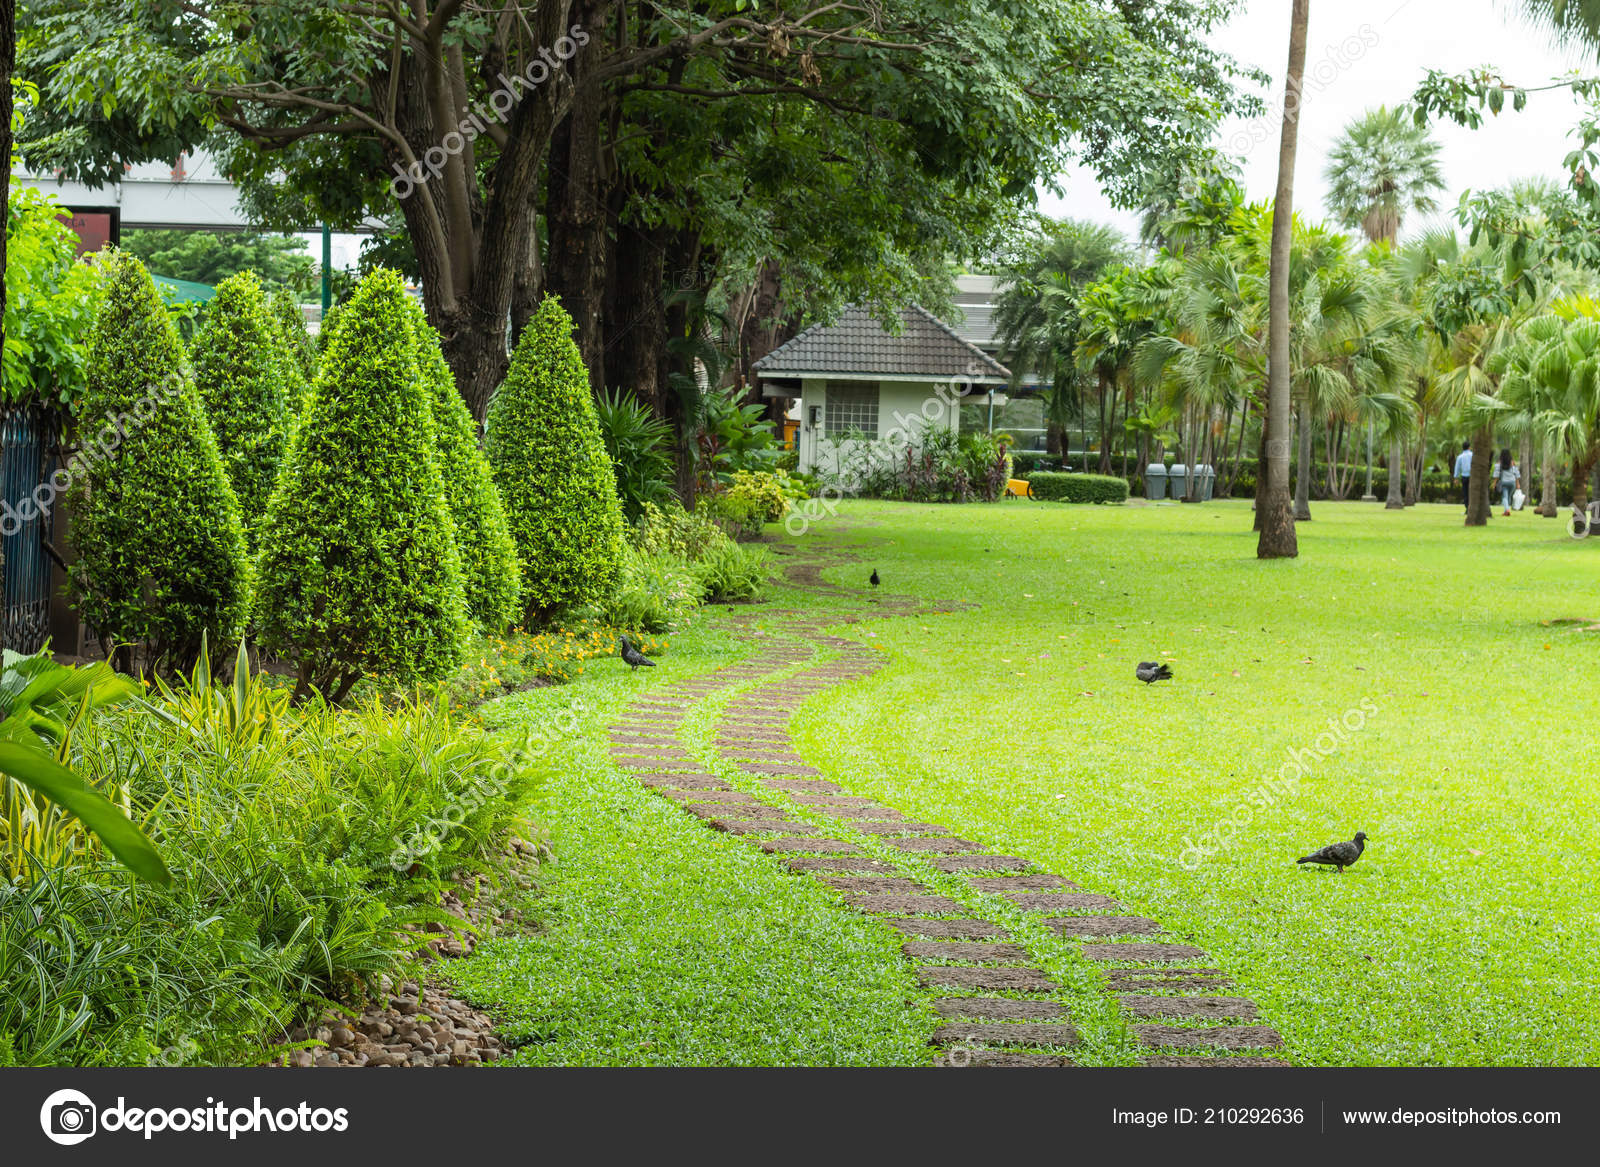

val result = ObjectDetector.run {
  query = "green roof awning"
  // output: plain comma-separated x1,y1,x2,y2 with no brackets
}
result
152,274,216,303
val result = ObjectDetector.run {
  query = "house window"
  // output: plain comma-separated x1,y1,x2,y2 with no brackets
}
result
825,382,880,437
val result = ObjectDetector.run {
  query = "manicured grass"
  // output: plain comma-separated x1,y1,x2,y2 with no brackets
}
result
787,498,1600,1066
446,622,936,1067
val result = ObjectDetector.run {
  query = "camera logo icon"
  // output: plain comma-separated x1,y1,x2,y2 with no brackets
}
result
40,1089,97,1146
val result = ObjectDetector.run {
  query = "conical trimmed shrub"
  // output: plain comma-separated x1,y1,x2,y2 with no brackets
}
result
191,271,292,547
402,297,522,631
270,286,316,416
254,268,468,699
486,296,626,620
67,252,251,670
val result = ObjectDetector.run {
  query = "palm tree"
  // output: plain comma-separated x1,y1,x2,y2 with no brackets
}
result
1519,1,1600,51
1325,106,1445,508
994,219,1131,461
1259,0,1309,559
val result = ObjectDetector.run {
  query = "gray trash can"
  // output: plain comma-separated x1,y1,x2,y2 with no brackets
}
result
1144,463,1167,500
1168,464,1190,500
1198,464,1216,502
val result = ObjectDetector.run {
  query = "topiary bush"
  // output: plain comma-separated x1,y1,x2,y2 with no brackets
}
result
191,271,293,547
1026,472,1130,504
486,296,626,622
270,286,316,417
254,268,468,701
66,251,252,672
402,296,522,632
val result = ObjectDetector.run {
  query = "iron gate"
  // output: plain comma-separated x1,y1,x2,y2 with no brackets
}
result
0,405,57,654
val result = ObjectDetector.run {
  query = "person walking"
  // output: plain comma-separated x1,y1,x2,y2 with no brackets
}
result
1496,448,1521,517
1452,441,1473,512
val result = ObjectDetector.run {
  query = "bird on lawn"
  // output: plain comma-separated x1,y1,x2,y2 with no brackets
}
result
619,637,656,671
869,569,880,587
1297,831,1367,874
1135,661,1173,685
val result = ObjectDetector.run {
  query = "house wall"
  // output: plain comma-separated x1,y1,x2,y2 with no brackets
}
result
796,378,961,479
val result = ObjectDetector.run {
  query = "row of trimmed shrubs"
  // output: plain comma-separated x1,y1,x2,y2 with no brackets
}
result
1025,472,1130,505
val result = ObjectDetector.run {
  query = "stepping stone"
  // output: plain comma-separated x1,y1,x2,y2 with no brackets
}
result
918,966,1058,993
968,874,1080,891
608,734,681,745
684,803,788,821
852,821,948,836
1082,943,1208,963
934,1022,1079,1048
657,789,760,804
932,998,1067,1021
725,754,809,766
880,918,1008,940
788,795,881,807
636,774,731,790
901,941,1032,962
783,856,897,875
743,763,824,776
924,855,1029,873
711,818,817,835
844,894,966,915
620,761,708,773
759,838,860,854
889,837,983,854
760,778,842,794
1120,996,1259,1021
1135,1025,1283,1051
1005,893,1122,911
950,1051,1074,1068
812,806,902,820
1137,1055,1290,1068
1044,916,1161,938
822,877,923,894
1105,969,1232,992
609,746,692,758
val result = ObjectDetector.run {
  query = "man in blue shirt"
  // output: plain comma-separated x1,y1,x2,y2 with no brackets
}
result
1452,441,1473,511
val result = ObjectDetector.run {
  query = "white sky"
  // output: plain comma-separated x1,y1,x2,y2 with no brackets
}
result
1040,0,1597,243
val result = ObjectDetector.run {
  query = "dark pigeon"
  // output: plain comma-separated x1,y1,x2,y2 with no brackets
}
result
619,636,656,670
869,570,880,587
1135,661,1173,685
1297,831,1367,874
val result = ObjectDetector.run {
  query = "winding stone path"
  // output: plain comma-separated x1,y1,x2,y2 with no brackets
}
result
604,542,1286,1068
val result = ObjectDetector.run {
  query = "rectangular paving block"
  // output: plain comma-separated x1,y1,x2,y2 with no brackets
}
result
657,789,760,804
812,806,902,820
901,941,1032,962
636,774,731,790
1105,969,1232,993
1137,1055,1290,1068
967,874,1079,892
711,818,817,835
924,855,1030,873
888,837,983,854
609,746,693,759
758,837,860,854
955,1051,1075,1068
850,821,948,836
934,1022,1079,1048
1044,916,1161,938
607,734,682,745
1081,942,1208,963
684,803,789,821
1120,996,1259,1021
821,877,923,894
782,856,897,874
759,778,842,794
1004,893,1121,912
742,763,824,776
788,795,881,807
1135,1025,1283,1051
932,998,1067,1021
880,918,1008,940
844,894,966,915
917,966,1058,993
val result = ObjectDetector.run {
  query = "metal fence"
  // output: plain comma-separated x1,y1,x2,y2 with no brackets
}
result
0,405,58,654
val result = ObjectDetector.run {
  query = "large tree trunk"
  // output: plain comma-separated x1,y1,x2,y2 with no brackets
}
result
603,214,668,411
1385,434,1405,509
1518,431,1532,511
1539,437,1559,517
1293,401,1313,520
658,226,709,502
1257,0,1309,559
1466,424,1493,526
1572,447,1598,516
544,2,612,391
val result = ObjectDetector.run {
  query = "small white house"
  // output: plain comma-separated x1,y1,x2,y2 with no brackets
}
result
752,304,1011,479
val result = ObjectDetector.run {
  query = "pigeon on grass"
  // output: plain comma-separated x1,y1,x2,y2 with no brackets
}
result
1135,661,1173,685
869,570,880,587
619,637,656,670
1297,831,1367,874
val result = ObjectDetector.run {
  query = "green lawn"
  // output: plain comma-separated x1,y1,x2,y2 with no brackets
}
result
789,497,1600,1066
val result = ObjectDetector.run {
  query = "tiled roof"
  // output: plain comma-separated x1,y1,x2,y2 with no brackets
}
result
752,303,1010,382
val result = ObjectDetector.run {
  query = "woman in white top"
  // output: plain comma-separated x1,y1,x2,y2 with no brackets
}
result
1496,448,1520,516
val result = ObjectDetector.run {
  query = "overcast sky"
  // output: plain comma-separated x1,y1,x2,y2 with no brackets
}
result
1039,0,1598,243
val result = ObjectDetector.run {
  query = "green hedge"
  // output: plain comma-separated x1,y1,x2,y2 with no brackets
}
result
1027,472,1129,504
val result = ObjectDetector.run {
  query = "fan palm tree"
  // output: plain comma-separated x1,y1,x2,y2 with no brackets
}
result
1518,0,1600,52
994,219,1132,460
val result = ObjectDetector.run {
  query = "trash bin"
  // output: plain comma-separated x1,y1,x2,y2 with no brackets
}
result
1167,464,1189,500
1198,464,1216,502
1144,463,1167,500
